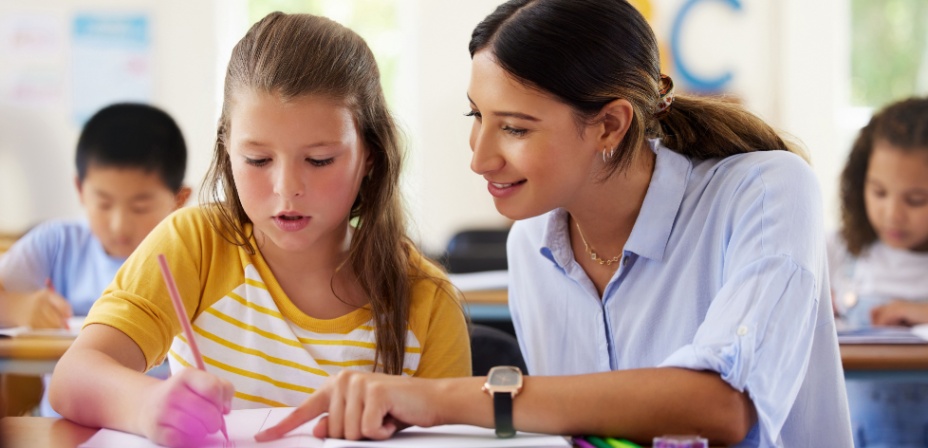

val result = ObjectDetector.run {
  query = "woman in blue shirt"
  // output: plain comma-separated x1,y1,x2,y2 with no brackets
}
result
257,1,852,446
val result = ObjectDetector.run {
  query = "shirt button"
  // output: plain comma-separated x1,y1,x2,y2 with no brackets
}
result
622,255,630,266
737,325,748,336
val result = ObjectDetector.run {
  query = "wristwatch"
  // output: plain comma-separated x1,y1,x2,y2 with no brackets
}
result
481,365,523,438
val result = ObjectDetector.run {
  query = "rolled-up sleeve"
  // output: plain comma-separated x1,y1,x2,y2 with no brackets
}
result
660,255,818,445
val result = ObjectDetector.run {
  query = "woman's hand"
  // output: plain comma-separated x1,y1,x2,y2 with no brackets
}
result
255,370,445,442
871,299,928,326
137,368,234,447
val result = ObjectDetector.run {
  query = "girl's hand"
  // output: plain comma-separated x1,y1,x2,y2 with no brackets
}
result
255,370,443,442
137,368,234,447
871,300,928,326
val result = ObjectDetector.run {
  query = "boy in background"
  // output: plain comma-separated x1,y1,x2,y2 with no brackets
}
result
0,103,189,415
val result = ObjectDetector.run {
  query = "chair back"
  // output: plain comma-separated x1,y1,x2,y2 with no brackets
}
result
443,229,509,273
470,323,528,376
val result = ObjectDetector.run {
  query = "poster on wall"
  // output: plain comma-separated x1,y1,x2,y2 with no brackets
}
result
71,12,152,125
0,12,67,108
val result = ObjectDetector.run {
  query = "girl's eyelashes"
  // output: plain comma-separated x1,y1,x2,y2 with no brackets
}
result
245,157,270,167
464,110,482,120
308,158,334,167
243,157,334,167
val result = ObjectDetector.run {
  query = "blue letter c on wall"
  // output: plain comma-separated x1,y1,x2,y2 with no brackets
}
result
671,0,742,93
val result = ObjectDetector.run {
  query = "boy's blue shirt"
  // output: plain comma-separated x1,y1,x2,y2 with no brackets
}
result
0,219,125,315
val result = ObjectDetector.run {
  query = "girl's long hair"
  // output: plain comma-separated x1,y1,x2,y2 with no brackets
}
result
201,12,419,375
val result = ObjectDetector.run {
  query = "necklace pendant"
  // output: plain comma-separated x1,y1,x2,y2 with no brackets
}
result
590,252,597,261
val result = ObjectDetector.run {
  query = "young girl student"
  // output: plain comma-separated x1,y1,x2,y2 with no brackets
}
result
49,12,470,447
257,1,852,446
828,96,928,448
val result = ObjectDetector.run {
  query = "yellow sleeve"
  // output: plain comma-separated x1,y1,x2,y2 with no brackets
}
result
84,207,240,370
407,251,472,378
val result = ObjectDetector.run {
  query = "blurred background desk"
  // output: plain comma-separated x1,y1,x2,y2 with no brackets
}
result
0,337,72,376
0,337,72,417
461,289,509,322
840,344,928,381
2,416,96,448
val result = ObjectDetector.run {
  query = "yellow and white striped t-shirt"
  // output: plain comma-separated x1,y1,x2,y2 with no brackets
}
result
86,207,471,409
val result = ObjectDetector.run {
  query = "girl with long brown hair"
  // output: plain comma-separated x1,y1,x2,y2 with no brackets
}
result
49,12,470,446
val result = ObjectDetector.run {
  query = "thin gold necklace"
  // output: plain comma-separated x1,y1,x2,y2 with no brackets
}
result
574,221,621,266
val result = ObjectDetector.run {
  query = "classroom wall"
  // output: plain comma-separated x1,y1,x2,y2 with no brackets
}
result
0,0,851,255
0,0,222,234
405,0,851,253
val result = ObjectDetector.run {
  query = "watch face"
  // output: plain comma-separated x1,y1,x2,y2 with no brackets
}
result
490,366,522,387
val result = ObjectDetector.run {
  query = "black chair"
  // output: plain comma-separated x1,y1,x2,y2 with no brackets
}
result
470,324,528,376
442,229,509,274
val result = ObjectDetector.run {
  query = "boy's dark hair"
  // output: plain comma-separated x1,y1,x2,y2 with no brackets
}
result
76,103,187,193
840,96,928,255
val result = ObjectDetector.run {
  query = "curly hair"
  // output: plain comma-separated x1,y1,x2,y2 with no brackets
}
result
839,96,928,255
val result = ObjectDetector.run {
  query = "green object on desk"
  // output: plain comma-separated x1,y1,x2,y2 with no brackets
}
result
585,436,613,448
605,436,643,448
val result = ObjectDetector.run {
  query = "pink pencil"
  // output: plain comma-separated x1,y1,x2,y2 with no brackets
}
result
157,254,229,443
45,278,69,330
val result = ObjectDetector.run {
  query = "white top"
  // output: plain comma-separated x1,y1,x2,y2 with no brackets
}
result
828,232,928,304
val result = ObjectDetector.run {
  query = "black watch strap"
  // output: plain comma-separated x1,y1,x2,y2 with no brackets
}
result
493,391,515,438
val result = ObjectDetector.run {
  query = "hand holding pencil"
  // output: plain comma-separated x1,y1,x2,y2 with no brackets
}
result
20,279,72,329
138,253,233,447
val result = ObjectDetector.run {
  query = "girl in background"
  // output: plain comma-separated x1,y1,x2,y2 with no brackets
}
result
829,96,928,448
50,12,470,447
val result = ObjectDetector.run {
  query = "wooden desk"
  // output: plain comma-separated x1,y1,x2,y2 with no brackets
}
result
0,417,712,448
2,416,96,448
840,344,928,381
3,417,579,448
461,289,509,322
0,337,73,375
461,289,508,305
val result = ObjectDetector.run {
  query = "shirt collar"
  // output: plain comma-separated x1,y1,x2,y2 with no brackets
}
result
539,139,691,266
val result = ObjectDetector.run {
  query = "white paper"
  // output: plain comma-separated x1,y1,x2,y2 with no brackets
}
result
447,270,508,291
80,408,324,448
324,424,569,447
911,324,928,342
837,325,928,345
0,316,83,338
79,407,569,448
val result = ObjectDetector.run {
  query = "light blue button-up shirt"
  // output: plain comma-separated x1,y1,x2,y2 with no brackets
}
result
0,219,124,316
507,140,852,447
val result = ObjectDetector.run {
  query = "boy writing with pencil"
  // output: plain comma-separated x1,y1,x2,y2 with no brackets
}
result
0,103,190,415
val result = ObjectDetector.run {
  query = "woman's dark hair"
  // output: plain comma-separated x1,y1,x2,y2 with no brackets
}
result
840,96,928,255
469,0,804,176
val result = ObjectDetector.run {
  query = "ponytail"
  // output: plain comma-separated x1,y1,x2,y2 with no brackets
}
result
656,94,806,162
